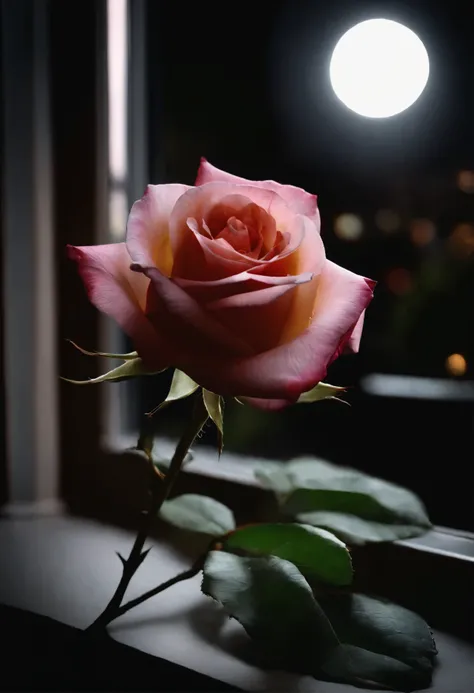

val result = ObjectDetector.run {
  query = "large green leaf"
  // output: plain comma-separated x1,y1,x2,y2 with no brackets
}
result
61,357,161,384
254,466,294,503
284,487,426,524
256,457,431,544
202,551,338,668
159,494,235,536
318,593,437,690
285,484,430,525
296,511,427,546
202,552,437,690
224,523,352,586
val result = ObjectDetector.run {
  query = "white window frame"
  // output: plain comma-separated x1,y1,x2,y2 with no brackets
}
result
1,0,62,516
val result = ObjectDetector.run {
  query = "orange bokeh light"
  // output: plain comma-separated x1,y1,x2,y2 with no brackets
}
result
449,223,474,257
410,219,436,246
445,353,467,377
457,171,474,194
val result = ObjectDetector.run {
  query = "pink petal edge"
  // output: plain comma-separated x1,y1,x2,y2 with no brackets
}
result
179,261,375,400
67,243,169,371
130,264,254,357
195,158,319,224
126,183,190,272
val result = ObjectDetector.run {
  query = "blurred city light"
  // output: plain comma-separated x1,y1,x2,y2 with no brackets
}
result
448,223,474,257
329,19,430,118
334,213,363,240
410,219,436,246
457,170,474,194
446,353,467,377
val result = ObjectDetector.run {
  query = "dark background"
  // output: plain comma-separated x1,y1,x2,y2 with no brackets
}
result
3,0,470,531
124,0,474,529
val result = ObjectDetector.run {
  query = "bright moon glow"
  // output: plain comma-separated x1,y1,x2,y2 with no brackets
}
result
329,19,430,118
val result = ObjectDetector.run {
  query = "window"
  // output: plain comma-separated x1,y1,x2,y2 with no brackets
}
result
110,0,473,531
3,0,468,533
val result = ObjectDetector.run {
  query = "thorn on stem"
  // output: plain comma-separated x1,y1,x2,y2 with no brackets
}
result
116,551,127,568
138,547,151,566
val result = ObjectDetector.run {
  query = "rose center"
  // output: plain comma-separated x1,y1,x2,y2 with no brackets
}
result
202,200,288,260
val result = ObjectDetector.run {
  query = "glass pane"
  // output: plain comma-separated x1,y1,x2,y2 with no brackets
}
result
108,0,474,530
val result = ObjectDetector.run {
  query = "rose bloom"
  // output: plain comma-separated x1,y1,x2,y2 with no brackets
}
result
68,160,375,409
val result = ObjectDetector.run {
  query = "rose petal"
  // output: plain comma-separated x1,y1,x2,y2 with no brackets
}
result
239,397,292,411
185,211,317,284
208,282,308,352
250,213,322,279
195,158,319,224
126,183,190,273
180,261,375,399
344,311,366,354
174,269,314,303
131,264,254,357
188,227,253,279
252,215,325,343
67,243,169,370
169,182,299,280
207,274,313,310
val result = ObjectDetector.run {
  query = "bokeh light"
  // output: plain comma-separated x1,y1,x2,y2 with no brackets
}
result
334,214,364,240
448,223,474,257
457,170,474,194
329,19,430,118
445,353,467,377
410,219,436,246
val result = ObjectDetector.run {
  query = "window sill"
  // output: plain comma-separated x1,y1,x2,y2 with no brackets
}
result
0,514,472,692
104,433,474,563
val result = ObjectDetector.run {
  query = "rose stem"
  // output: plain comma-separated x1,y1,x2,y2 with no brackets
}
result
104,553,207,626
85,392,209,633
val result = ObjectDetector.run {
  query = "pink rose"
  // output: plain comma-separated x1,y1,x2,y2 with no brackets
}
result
68,159,375,409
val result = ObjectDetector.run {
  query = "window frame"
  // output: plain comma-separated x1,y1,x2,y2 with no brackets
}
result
2,1,472,592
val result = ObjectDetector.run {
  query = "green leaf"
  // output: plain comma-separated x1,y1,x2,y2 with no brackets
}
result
67,339,138,359
256,457,431,544
159,494,235,536
61,357,161,384
202,551,338,668
254,466,294,499
224,523,352,586
202,389,224,454
318,593,437,690
284,485,430,527
296,511,428,546
297,382,348,404
202,553,437,690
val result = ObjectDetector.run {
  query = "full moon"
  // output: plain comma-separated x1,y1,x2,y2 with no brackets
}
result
329,19,430,118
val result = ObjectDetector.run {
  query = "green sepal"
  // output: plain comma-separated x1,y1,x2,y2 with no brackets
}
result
61,357,162,385
202,389,224,454
67,339,138,360
297,382,348,405
147,369,200,417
